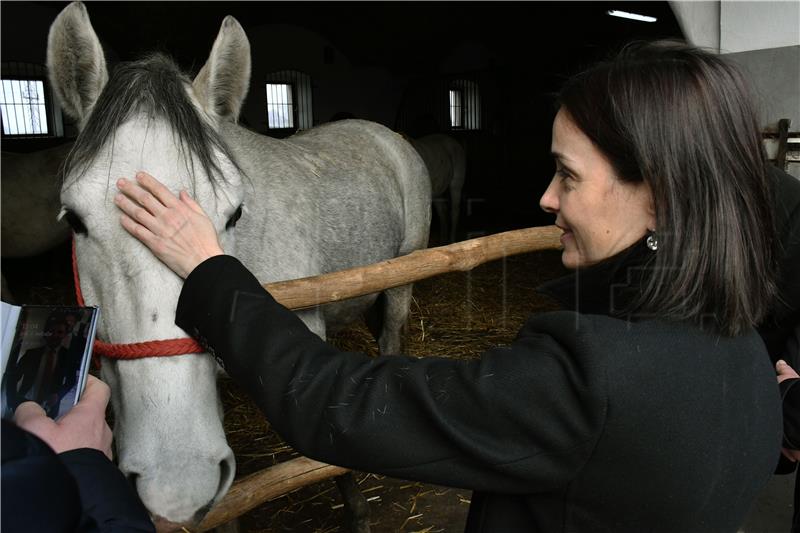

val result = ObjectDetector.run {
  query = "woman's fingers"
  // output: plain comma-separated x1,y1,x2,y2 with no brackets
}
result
135,171,180,208
180,190,207,216
115,190,159,232
117,177,168,217
776,360,800,384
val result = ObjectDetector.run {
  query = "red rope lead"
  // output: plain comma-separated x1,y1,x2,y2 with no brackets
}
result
72,236,205,359
94,337,203,358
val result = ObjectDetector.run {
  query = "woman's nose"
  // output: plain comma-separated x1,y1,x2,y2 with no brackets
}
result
539,177,559,214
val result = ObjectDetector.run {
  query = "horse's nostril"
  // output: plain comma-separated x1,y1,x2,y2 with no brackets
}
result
192,457,235,525
217,455,235,498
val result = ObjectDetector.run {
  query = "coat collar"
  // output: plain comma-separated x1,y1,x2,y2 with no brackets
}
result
537,237,656,317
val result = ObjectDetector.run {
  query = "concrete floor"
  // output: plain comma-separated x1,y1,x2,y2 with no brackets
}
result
740,472,796,532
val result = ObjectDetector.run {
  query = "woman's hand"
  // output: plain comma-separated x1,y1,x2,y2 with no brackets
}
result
776,359,800,462
14,375,114,459
115,171,223,279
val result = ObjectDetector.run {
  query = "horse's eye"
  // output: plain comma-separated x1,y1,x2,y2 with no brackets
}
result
226,205,243,230
63,210,88,235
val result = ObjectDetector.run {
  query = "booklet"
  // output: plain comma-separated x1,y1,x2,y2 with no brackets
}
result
1,301,99,420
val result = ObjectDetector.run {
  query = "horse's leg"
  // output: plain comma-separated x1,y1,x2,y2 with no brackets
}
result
335,472,371,533
432,197,448,246
377,284,413,355
449,147,466,244
449,185,462,244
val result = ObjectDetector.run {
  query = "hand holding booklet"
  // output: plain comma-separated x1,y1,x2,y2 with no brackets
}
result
1,301,99,420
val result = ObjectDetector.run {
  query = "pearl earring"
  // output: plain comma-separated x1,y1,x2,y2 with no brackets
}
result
646,230,659,251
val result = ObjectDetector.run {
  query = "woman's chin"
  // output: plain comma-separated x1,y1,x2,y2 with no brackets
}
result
560,250,581,270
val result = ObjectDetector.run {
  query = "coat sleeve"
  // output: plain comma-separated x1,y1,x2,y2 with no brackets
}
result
1,420,154,533
780,378,800,450
175,255,607,493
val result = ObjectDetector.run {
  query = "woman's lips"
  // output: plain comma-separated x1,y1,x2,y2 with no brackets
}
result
558,225,573,244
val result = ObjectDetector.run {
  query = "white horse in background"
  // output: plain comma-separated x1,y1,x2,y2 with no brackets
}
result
410,134,466,243
1,142,73,301
48,2,430,530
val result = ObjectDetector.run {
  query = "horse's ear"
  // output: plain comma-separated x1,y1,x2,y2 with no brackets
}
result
46,1,108,124
192,16,251,122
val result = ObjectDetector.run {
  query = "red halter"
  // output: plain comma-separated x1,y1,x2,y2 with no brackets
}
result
72,236,204,360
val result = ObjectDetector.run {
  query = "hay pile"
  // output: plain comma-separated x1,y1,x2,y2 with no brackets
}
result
221,249,567,532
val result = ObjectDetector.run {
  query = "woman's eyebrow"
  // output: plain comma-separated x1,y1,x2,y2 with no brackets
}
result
551,150,573,163
551,151,579,173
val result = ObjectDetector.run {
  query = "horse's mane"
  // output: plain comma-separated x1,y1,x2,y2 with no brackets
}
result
62,53,242,188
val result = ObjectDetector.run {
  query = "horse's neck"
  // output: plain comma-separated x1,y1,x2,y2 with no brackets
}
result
220,122,323,175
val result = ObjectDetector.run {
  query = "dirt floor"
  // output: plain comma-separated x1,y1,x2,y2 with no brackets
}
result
2,236,568,533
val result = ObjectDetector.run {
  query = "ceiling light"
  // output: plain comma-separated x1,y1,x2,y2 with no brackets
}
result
607,10,657,22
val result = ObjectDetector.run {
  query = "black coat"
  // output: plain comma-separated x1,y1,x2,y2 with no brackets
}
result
1,420,154,533
762,166,800,530
176,242,782,532
759,165,800,366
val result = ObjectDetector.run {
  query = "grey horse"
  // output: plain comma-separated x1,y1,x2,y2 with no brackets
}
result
1,143,73,301
410,134,466,243
48,2,430,530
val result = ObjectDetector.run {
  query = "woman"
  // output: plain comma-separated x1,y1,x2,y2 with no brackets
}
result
114,42,783,532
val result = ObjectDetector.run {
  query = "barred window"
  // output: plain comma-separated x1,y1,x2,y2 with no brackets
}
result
449,79,480,131
1,79,49,136
266,83,294,129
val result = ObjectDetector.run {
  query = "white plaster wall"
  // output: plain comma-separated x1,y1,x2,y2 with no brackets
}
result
720,0,800,53
725,46,800,131
669,1,800,140
668,1,720,51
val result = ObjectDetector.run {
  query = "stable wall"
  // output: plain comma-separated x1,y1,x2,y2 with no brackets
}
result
670,1,799,130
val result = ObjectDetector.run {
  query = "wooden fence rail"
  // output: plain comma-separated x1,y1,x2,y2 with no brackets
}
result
196,225,562,531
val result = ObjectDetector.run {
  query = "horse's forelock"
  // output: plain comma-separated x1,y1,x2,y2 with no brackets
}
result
61,53,243,190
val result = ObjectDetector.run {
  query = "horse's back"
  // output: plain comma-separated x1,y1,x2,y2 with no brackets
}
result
224,119,430,282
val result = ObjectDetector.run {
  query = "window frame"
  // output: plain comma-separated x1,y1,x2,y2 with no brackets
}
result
265,81,297,130
0,76,54,138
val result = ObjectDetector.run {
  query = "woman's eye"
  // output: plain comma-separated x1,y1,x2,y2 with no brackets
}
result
556,167,572,180
226,205,243,230
62,210,88,235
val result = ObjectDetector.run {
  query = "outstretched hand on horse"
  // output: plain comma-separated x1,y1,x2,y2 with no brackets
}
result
115,171,223,278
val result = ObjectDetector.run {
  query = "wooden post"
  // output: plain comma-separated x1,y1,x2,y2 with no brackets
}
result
198,457,349,531
266,225,563,310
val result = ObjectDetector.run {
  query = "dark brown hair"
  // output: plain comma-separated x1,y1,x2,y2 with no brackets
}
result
558,41,777,336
